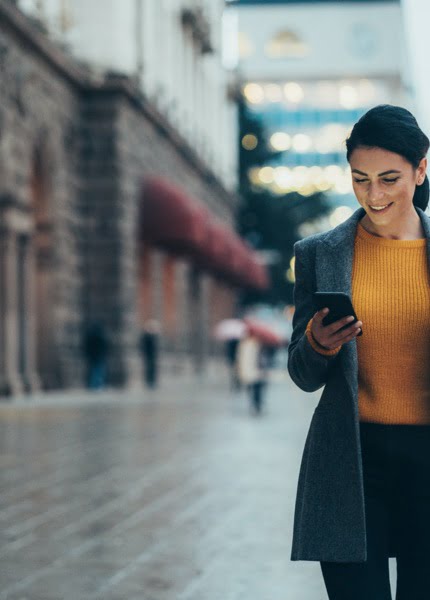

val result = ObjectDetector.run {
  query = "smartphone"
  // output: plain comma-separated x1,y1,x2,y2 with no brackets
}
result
313,292,362,336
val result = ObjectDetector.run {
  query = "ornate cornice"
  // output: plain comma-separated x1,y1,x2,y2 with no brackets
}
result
0,0,237,211
181,7,214,54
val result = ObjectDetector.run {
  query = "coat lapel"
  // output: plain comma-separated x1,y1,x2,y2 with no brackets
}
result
315,208,364,294
418,207,430,275
315,206,430,414
315,208,364,409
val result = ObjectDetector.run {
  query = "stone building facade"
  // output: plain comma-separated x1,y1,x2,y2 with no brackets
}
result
0,1,261,396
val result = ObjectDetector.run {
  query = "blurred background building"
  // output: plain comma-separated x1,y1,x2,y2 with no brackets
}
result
0,0,428,397
0,0,268,396
229,0,407,206
224,0,416,304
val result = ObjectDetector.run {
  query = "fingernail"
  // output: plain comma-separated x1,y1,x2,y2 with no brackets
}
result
323,308,329,314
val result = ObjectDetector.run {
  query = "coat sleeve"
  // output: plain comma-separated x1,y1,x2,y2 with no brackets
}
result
287,240,340,392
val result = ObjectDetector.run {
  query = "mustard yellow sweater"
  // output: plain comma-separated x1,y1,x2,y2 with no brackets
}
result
306,221,430,424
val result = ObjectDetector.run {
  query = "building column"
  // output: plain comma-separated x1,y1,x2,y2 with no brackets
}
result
0,229,23,396
187,266,208,374
20,234,40,393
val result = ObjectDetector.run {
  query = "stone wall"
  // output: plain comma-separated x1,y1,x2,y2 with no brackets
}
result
0,2,239,396
0,8,83,393
80,84,238,385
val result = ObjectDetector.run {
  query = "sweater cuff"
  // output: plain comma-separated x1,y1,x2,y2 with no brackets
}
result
305,318,341,357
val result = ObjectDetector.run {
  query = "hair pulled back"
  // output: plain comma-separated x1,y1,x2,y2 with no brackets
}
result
346,104,430,211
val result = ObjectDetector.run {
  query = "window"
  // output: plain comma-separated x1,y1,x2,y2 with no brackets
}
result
265,30,310,59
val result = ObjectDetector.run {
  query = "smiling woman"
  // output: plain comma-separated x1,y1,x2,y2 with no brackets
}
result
346,105,429,240
287,104,430,600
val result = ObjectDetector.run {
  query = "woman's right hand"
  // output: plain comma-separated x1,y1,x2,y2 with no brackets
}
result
311,308,362,351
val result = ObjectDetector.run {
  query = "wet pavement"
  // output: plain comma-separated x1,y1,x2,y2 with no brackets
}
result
0,375,394,599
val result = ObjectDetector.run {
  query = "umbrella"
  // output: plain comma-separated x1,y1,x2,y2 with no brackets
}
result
244,318,284,347
213,319,247,341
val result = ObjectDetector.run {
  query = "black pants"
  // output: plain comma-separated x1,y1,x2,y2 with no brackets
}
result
321,421,430,600
248,381,266,413
144,358,157,388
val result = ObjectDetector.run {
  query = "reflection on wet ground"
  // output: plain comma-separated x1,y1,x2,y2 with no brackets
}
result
0,380,333,599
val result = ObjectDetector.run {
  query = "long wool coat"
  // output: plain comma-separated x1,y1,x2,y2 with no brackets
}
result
288,206,430,562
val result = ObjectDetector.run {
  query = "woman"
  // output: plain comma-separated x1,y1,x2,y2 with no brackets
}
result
237,331,267,414
288,104,430,599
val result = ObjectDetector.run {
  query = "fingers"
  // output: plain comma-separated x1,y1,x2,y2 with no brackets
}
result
314,309,355,332
328,317,362,339
326,315,356,336
331,322,362,346
313,308,329,323
311,308,363,350
314,308,361,336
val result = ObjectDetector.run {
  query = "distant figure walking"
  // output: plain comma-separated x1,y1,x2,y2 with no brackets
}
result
82,322,109,390
140,320,160,388
237,333,267,414
225,338,240,391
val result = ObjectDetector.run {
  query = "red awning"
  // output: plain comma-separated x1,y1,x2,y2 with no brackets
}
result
140,177,269,291
222,232,247,285
141,177,208,256
197,219,231,273
227,238,270,290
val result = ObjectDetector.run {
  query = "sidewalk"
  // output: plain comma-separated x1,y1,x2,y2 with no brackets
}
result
3,361,233,408
0,375,394,599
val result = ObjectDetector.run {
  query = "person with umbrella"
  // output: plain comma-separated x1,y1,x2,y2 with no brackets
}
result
236,329,266,414
237,320,281,414
214,319,247,391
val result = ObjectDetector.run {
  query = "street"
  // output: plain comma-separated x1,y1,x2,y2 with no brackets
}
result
0,374,394,599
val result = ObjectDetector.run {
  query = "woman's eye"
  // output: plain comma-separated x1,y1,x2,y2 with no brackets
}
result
353,178,399,184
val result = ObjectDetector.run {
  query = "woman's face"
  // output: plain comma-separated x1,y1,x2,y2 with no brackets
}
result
349,146,427,227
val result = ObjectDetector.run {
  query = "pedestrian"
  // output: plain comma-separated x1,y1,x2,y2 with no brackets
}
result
139,319,160,388
82,322,109,390
225,338,240,391
288,104,430,599
237,332,267,414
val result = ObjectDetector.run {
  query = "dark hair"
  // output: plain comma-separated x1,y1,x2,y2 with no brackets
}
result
345,104,430,211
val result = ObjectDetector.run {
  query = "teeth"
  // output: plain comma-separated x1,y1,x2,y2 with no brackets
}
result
370,204,390,210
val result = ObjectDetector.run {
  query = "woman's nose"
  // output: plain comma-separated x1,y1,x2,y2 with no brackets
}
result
368,184,384,202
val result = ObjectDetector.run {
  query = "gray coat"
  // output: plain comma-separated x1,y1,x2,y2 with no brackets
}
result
288,206,430,562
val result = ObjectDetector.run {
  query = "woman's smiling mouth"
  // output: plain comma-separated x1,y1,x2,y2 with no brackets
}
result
368,203,394,214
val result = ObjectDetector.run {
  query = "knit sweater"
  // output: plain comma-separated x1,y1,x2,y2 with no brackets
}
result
306,221,430,424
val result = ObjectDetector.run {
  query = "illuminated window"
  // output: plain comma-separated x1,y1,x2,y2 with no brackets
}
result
238,32,254,59
339,85,359,109
283,82,304,104
265,30,310,59
243,83,264,104
292,133,312,153
270,132,291,151
258,167,275,184
274,166,292,188
330,206,354,227
265,84,282,103
242,134,258,150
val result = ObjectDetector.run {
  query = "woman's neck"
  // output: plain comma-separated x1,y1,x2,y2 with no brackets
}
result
360,209,425,240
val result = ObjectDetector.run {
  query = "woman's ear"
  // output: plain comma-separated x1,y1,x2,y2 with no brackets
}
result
417,157,427,184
